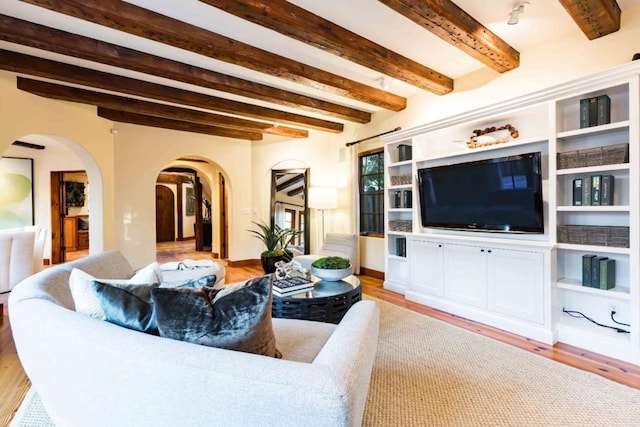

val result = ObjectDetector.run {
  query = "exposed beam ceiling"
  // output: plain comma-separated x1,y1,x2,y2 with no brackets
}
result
377,0,520,73
0,15,367,125
0,49,342,133
0,0,628,141
15,77,308,139
98,107,264,140
557,0,622,40
200,0,453,95
19,0,407,111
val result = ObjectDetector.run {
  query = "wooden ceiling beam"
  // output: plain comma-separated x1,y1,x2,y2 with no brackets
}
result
19,0,407,111
0,15,367,124
276,174,305,192
199,0,453,95
557,0,621,40
97,108,263,141
14,77,308,139
0,49,342,133
377,0,520,73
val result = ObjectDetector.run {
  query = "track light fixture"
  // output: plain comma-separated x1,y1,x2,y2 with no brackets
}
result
376,75,390,91
508,2,529,25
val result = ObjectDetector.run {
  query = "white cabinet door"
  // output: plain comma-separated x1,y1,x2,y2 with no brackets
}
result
487,248,544,323
409,239,444,296
443,244,487,308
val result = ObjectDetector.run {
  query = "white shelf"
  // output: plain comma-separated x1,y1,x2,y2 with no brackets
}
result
388,208,412,213
387,230,413,236
418,136,547,162
557,205,629,212
557,120,630,139
556,163,629,175
388,184,412,190
556,279,630,300
388,160,412,167
555,243,630,254
388,254,408,261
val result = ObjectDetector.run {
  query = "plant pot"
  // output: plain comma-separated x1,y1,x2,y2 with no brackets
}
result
261,254,284,274
311,265,354,282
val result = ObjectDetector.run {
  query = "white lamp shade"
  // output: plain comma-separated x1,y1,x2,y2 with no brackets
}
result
308,187,338,209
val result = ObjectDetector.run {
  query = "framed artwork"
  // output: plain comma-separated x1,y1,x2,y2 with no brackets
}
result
186,187,195,216
65,181,86,207
0,157,34,228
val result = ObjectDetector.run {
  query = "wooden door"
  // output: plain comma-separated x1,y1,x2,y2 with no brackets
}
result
219,173,228,258
155,185,175,242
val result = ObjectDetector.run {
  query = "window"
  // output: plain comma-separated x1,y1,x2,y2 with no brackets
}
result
359,150,384,236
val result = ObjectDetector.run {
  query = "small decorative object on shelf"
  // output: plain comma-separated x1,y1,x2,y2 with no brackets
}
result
466,123,519,148
310,256,353,282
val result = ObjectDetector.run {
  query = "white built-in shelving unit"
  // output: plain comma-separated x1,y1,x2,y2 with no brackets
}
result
382,61,640,365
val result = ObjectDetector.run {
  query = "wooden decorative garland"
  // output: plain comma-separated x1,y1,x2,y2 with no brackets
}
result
466,123,519,148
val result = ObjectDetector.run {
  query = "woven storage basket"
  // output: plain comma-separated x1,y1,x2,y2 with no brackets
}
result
390,175,412,186
557,225,629,248
557,143,628,170
389,220,412,232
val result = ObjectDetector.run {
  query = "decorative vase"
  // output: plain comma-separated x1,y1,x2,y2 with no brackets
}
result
261,254,284,274
310,265,354,282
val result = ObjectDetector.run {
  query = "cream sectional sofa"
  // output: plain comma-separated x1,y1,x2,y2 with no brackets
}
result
9,250,379,427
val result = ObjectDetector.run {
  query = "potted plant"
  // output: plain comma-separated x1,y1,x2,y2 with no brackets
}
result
311,256,354,281
249,220,301,273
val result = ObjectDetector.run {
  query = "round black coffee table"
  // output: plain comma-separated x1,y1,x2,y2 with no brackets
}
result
271,275,361,324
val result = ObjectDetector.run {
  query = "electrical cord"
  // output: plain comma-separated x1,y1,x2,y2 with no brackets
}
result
611,311,631,328
562,308,629,334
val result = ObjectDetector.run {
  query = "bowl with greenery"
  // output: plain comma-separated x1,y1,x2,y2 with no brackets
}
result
310,256,353,281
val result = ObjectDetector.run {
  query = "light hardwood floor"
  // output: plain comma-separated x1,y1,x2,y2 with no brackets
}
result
2,241,640,425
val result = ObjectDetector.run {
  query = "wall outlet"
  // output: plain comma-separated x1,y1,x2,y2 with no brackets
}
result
609,303,619,314
131,260,137,268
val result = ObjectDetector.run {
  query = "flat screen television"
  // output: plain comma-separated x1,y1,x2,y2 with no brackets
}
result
417,152,544,233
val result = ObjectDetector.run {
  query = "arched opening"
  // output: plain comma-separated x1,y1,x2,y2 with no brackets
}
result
154,157,230,260
1,134,104,265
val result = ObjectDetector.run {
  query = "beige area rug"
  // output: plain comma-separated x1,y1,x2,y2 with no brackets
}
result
11,299,640,426
363,298,640,426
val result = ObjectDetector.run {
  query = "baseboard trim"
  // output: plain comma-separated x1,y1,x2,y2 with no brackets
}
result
211,252,220,259
360,267,384,280
228,258,261,268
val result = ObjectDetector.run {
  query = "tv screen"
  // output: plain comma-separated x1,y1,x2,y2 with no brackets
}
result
417,152,544,233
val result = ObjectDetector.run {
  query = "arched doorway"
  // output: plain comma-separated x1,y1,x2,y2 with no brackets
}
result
1,134,104,265
155,185,175,242
155,158,229,259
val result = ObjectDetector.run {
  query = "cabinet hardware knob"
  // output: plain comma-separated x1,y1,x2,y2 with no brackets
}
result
481,249,485,252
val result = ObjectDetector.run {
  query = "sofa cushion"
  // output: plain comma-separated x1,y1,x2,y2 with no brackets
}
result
90,274,217,334
69,262,161,319
152,275,280,358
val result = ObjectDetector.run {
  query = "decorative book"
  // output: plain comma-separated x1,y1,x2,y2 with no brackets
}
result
272,276,314,295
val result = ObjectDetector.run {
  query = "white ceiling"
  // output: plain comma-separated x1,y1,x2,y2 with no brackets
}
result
1,0,637,123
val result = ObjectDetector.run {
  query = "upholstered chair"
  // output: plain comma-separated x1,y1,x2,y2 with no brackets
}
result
294,233,358,272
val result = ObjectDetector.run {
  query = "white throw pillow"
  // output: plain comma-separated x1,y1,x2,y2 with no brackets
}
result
70,262,161,319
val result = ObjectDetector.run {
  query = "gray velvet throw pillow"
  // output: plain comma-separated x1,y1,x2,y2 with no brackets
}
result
152,275,280,358
92,274,217,335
